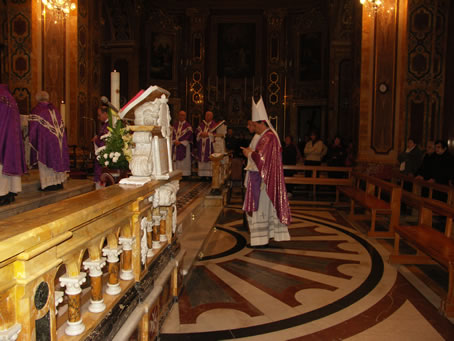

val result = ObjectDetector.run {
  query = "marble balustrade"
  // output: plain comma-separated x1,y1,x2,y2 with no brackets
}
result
0,172,183,340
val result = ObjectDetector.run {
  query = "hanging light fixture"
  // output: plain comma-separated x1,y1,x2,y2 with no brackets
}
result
42,0,76,22
360,0,384,16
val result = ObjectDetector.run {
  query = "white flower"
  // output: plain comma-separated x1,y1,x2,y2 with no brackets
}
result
96,155,100,160
113,157,118,163
115,152,121,158
96,146,106,155
103,153,108,158
100,132,111,140
109,152,114,158
104,161,109,166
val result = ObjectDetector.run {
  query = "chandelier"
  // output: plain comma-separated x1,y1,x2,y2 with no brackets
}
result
360,0,384,16
42,0,76,21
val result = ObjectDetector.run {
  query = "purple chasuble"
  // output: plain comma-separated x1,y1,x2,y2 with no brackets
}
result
0,84,26,176
29,102,70,173
94,120,109,182
196,120,217,162
243,129,291,225
172,120,193,161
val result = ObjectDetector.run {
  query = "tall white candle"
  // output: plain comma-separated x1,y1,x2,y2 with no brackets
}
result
111,70,120,111
60,101,66,127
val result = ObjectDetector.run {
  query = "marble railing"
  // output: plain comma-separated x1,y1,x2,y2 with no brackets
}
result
209,152,232,195
0,172,183,341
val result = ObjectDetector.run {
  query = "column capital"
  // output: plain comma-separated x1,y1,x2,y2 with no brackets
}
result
55,290,64,313
83,257,107,277
119,236,136,251
153,215,161,226
59,272,87,296
102,246,123,263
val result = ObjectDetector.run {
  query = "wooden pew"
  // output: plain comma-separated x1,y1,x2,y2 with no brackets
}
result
338,172,402,238
283,165,352,203
389,199,454,317
390,170,454,207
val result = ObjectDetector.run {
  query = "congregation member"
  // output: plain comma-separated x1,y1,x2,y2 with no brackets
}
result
196,111,217,180
92,105,109,188
242,97,291,248
431,140,454,185
0,84,26,205
415,141,436,181
397,137,423,176
29,91,70,191
304,130,327,178
172,110,193,178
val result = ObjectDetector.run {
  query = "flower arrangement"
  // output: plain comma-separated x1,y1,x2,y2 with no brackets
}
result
95,110,132,170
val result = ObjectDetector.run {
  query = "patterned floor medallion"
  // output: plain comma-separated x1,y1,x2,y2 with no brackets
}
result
161,203,454,340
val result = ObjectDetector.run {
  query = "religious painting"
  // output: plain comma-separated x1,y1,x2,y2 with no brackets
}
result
298,32,322,81
149,32,175,81
217,23,256,78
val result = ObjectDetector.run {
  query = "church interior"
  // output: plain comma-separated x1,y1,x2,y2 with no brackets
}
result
1,0,454,340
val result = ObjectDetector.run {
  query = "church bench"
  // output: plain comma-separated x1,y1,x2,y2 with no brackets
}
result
390,170,454,207
389,199,454,317
338,172,401,237
283,165,352,202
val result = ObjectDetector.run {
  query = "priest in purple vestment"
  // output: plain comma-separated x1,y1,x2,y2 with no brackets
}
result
172,110,193,177
242,97,291,247
0,84,27,205
92,105,109,188
196,111,217,179
29,91,70,191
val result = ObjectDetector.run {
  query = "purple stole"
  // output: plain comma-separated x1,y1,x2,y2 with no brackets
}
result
243,129,291,225
172,120,193,161
196,120,217,162
29,102,70,172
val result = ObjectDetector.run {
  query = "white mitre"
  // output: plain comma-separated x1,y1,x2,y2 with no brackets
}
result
251,96,281,146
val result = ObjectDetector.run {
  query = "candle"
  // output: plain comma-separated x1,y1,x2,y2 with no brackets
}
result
207,76,211,101
244,78,247,99
111,70,120,112
223,77,226,102
60,101,66,127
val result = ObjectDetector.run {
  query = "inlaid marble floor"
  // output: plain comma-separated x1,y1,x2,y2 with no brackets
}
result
161,202,454,340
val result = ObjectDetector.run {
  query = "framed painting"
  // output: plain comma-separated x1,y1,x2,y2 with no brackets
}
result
298,32,323,81
217,23,256,78
148,32,176,81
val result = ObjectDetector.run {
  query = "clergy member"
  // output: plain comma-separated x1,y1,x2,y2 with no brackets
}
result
242,97,291,247
172,110,193,178
0,84,27,205
92,105,109,188
196,111,217,179
29,91,70,191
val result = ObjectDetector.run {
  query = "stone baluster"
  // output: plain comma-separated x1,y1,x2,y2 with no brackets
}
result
152,215,161,250
83,257,107,313
119,237,136,281
159,210,168,242
54,290,64,314
102,246,123,295
209,153,223,195
59,272,87,336
147,217,155,257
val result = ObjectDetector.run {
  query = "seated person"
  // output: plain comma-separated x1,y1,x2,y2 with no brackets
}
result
415,141,436,181
398,137,423,176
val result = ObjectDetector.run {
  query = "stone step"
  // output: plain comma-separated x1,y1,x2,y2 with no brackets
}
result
0,178,94,220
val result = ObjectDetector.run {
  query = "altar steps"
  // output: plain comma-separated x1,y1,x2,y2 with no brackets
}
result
0,170,94,220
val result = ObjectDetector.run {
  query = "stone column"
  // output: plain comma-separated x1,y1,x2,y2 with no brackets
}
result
159,210,168,242
152,215,161,250
147,218,154,257
119,237,136,281
102,246,123,295
83,257,107,313
59,272,87,336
